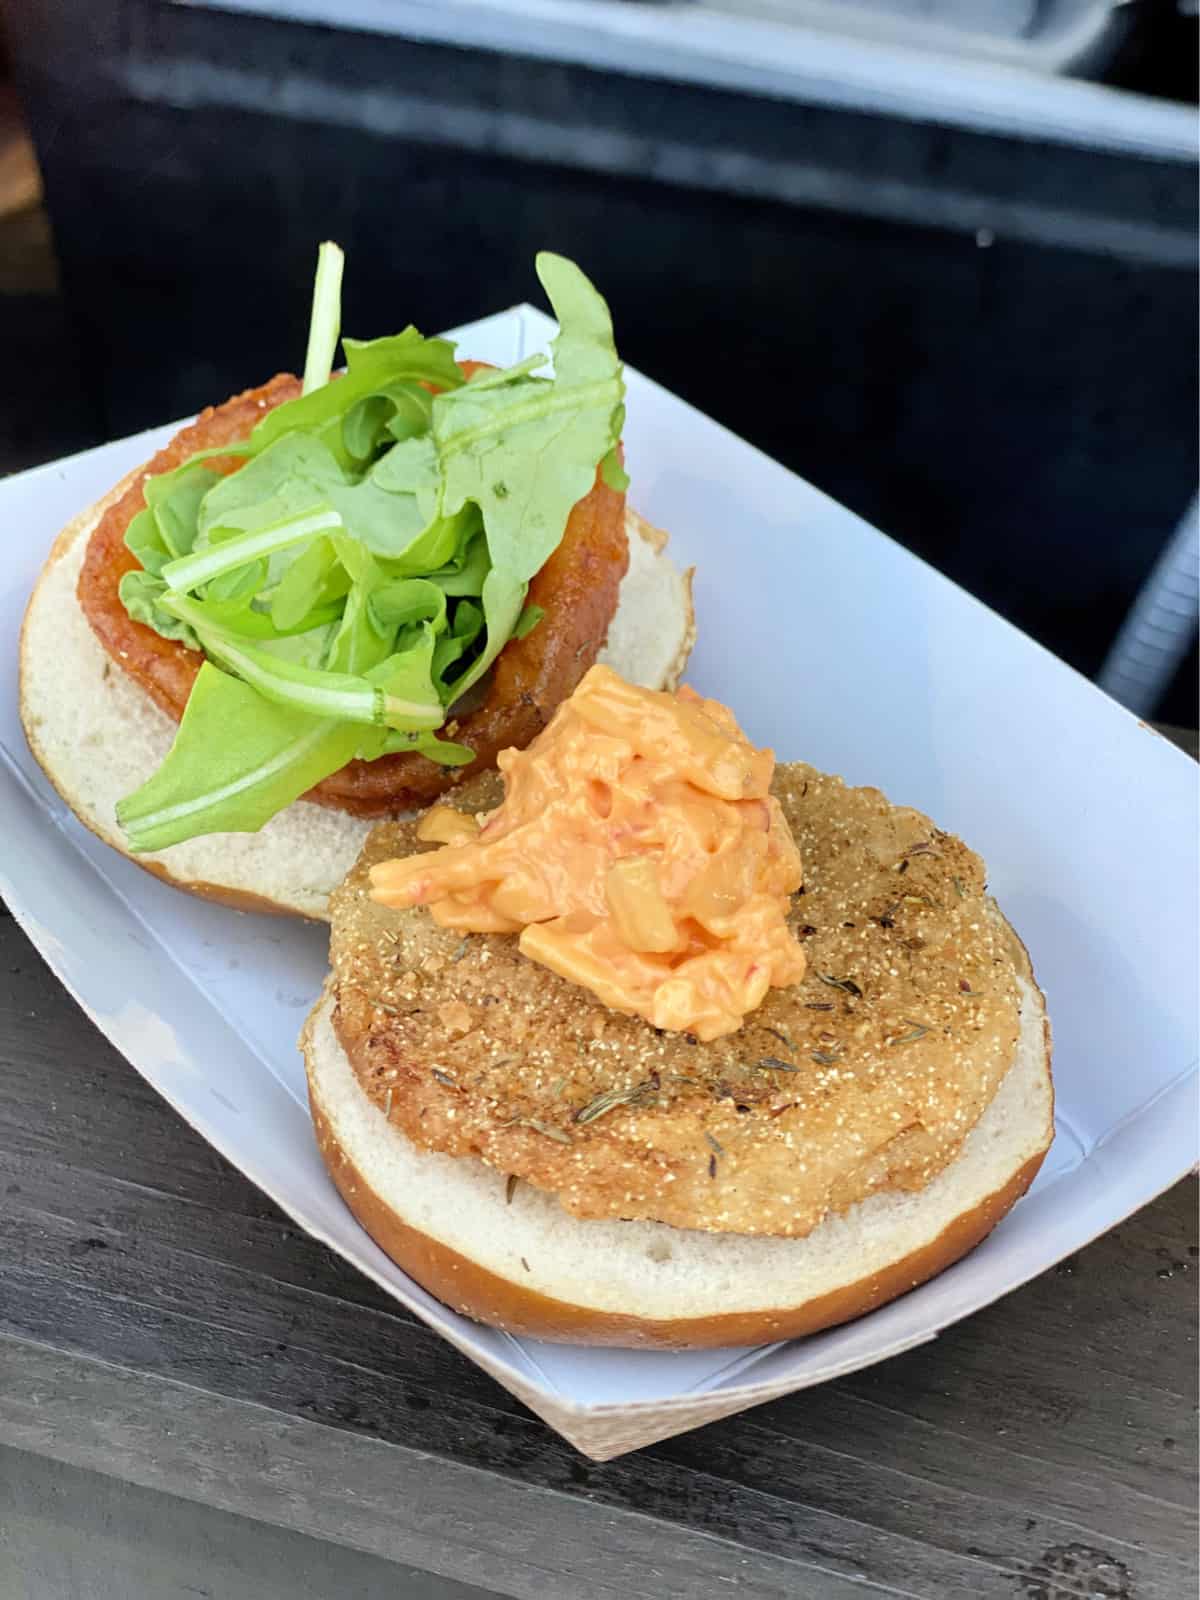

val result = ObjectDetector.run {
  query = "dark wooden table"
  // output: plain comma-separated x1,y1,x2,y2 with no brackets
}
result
1,905,1196,1598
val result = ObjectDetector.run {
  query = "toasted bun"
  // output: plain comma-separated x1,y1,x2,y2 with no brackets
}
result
19,485,695,921
301,927,1052,1348
597,511,694,692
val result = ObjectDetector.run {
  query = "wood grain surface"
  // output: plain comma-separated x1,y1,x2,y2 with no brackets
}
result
0,901,1195,1598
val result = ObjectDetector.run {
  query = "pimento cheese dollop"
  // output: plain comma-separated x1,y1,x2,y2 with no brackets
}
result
369,664,806,1039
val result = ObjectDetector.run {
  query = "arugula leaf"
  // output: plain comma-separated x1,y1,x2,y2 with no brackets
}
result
324,577,391,678
196,433,345,543
342,395,394,463
117,663,376,852
124,509,172,578
327,528,378,590
160,593,442,728
599,446,629,494
343,329,464,391
125,452,244,583
324,476,424,562
326,435,463,568
249,327,463,468
343,380,436,462
301,241,344,396
445,567,527,703
118,572,201,649
433,252,623,582
426,531,490,596
268,536,349,630
372,621,440,712
116,653,467,854
431,598,485,686
416,254,622,705
461,353,549,390
381,729,475,765
145,461,222,560
163,503,342,595
383,381,436,443
452,598,484,639
114,247,626,849
513,602,545,640
252,621,337,672
327,444,482,572
369,578,448,634
151,589,341,641
204,557,269,606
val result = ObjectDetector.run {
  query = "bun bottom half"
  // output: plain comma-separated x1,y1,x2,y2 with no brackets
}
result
19,482,693,921
301,945,1052,1350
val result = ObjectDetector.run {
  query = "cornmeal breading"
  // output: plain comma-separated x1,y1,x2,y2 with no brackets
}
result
328,766,1021,1238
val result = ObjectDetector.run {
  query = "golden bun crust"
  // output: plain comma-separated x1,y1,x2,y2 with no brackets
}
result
308,1089,1047,1349
302,923,1052,1348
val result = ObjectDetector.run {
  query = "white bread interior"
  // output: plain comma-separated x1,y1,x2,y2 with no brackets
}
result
19,493,695,921
597,510,694,693
302,969,1052,1330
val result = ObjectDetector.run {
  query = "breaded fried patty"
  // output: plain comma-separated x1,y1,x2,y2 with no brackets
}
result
329,765,1023,1238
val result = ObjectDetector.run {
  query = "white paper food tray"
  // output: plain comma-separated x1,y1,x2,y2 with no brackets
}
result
1,304,1196,1460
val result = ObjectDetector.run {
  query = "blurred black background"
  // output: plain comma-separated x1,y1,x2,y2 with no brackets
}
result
2,0,1196,721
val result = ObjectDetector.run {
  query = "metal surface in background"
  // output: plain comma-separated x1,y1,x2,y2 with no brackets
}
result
176,0,1198,156
1100,495,1199,714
